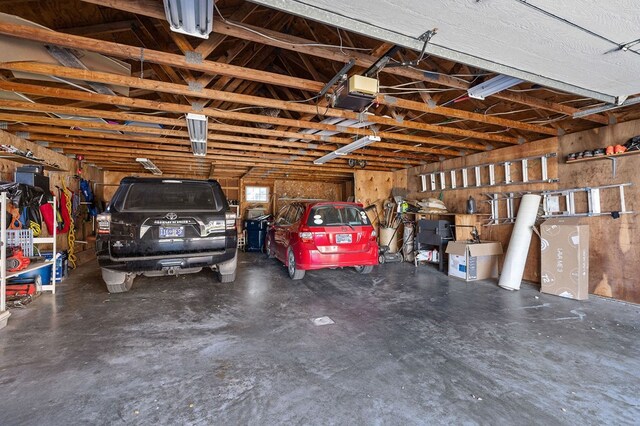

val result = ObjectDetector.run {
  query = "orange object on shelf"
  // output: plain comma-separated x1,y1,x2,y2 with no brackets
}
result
7,248,30,272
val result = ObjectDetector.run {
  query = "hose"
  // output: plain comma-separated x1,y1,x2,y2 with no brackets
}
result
62,181,77,269
29,220,41,237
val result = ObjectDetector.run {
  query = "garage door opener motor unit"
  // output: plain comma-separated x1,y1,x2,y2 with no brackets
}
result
332,75,379,112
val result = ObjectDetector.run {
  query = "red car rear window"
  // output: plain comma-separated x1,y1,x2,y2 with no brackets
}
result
307,205,370,227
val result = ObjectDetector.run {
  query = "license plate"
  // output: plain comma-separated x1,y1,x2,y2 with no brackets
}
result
336,233,352,244
159,226,184,238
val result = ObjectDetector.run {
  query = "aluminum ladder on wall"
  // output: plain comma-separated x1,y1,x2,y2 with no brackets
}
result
419,153,558,192
483,183,634,225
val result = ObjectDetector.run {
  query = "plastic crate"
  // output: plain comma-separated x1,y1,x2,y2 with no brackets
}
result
7,229,33,256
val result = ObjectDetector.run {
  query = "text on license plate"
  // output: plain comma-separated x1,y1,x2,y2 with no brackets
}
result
160,226,184,238
336,233,352,244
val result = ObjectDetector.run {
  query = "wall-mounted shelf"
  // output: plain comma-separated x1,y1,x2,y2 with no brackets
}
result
566,150,639,178
0,152,66,171
566,150,640,164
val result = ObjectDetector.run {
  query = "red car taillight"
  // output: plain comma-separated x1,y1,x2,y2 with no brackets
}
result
97,213,111,235
370,229,377,241
225,212,237,231
299,226,313,242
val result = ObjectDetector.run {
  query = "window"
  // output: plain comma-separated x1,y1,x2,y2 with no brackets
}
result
307,205,370,226
122,182,221,212
245,186,269,202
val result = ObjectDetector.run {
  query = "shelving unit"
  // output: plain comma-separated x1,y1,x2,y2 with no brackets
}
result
1,192,57,329
0,151,66,171
566,150,640,178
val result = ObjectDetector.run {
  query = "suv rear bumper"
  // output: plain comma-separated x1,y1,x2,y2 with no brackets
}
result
97,243,237,273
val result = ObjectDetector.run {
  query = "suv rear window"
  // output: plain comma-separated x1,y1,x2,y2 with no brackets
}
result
122,182,221,212
307,205,370,226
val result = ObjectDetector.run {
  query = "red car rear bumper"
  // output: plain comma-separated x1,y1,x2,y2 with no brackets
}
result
293,243,378,270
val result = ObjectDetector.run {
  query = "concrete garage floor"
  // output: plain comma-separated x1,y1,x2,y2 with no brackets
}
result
1,253,639,425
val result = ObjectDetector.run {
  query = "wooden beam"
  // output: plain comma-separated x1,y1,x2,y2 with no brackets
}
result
80,0,165,20
0,111,443,161
0,63,520,145
59,20,136,37
213,18,609,125
194,2,260,59
0,83,474,153
0,22,323,93
40,138,377,172
16,125,423,166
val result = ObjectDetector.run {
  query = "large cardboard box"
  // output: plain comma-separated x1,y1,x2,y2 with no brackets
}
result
540,218,589,300
446,241,503,281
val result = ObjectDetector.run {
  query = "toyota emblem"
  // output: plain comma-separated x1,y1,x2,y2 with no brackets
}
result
165,212,178,220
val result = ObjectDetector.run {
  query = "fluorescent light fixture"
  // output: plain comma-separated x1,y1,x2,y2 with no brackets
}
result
313,151,346,165
468,75,523,100
163,0,214,39
289,116,373,142
573,96,640,118
186,113,208,156
136,158,163,175
313,135,380,165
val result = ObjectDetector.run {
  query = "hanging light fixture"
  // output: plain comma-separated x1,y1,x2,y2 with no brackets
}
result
314,136,380,165
468,74,523,100
136,158,162,175
163,0,214,39
186,113,208,156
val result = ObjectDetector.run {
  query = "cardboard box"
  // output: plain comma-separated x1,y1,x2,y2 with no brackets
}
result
446,241,503,281
540,218,589,300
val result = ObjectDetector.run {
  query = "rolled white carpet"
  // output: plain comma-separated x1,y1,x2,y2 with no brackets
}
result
498,194,542,291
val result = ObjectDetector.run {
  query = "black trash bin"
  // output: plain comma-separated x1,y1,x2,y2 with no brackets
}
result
244,214,271,252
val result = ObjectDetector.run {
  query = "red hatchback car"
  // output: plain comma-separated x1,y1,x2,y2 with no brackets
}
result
266,201,379,279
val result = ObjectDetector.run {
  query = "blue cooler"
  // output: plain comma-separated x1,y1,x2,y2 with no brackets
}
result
41,251,68,283
9,261,52,286
11,251,67,285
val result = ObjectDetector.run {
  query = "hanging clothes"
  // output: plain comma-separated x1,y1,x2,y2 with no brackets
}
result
39,202,55,234
57,188,71,234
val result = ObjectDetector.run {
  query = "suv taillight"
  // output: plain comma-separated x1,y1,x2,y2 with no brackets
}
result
225,212,237,230
97,213,111,235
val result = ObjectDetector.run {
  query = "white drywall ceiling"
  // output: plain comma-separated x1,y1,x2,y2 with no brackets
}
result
251,0,640,103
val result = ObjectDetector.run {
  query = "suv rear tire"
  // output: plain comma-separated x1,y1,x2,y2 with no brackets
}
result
102,268,135,293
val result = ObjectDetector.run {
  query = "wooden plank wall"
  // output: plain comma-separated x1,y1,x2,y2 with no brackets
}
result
557,119,640,303
273,179,344,212
102,171,130,201
354,170,396,230
404,117,640,304
406,138,560,284
0,131,104,262
218,177,240,204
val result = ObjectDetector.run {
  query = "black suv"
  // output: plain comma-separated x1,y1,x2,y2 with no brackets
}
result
96,177,238,293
